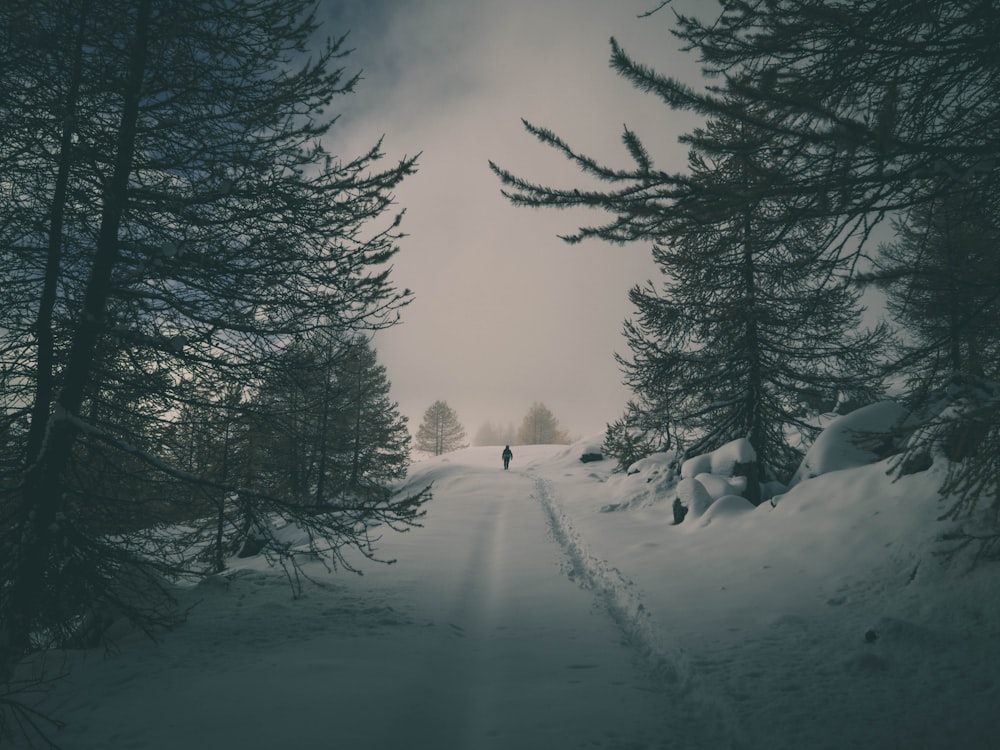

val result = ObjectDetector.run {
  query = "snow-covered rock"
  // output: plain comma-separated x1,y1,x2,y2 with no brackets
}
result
693,472,746,501
680,438,756,479
671,440,759,518
789,400,909,486
675,477,714,518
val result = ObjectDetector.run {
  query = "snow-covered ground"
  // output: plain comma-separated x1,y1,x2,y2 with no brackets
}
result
13,422,1000,749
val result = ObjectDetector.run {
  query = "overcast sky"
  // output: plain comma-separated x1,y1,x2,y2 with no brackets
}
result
318,0,707,440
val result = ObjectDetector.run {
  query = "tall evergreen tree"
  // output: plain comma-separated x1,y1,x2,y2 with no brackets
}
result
863,189,1000,535
0,0,426,658
622,113,885,499
493,96,884,500
327,337,411,501
415,401,467,456
622,0,1000,541
495,0,999,539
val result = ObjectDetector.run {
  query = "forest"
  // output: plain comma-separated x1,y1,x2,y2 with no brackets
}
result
0,0,429,683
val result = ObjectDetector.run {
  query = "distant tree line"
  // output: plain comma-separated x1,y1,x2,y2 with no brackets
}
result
474,420,517,448
471,402,570,447
0,0,429,701
515,402,570,446
414,401,571,455
493,0,999,551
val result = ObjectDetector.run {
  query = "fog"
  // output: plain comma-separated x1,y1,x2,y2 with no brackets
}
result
319,0,706,440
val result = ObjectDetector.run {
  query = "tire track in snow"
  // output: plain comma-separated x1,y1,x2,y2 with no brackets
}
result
529,474,690,690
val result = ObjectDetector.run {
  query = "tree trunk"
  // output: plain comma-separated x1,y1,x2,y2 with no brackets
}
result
741,205,764,506
7,0,152,653
314,380,332,505
350,359,364,490
24,2,89,465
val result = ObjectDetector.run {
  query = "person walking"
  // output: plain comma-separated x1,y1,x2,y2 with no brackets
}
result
501,444,513,470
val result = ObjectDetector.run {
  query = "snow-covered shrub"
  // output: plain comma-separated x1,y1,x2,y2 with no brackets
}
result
602,402,671,473
600,451,679,512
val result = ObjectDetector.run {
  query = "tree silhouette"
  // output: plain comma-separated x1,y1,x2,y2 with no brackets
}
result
415,401,467,456
517,403,569,445
0,0,426,659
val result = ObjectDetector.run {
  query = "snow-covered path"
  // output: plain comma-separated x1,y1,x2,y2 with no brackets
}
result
21,446,690,749
23,438,1000,749
351,458,675,748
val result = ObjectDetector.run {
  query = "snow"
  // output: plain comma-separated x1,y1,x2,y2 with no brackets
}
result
692,472,747,501
680,437,756,479
789,399,910,485
690,494,755,529
675,476,715,518
13,430,1000,749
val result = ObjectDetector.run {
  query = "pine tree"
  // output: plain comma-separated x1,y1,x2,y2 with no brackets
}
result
632,113,885,499
870,189,1000,394
415,401,467,456
328,337,411,501
864,189,1000,540
622,0,999,542
226,334,411,509
0,0,426,658
493,0,999,538
494,101,885,501
517,402,570,445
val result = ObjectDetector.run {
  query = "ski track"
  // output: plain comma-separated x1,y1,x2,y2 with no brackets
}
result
527,470,687,689
526,468,747,748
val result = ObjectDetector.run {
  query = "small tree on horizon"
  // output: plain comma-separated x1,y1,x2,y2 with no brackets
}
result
415,401,467,456
517,402,570,445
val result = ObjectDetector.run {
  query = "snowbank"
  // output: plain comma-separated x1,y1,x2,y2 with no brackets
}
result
14,433,1000,750
528,435,1000,750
